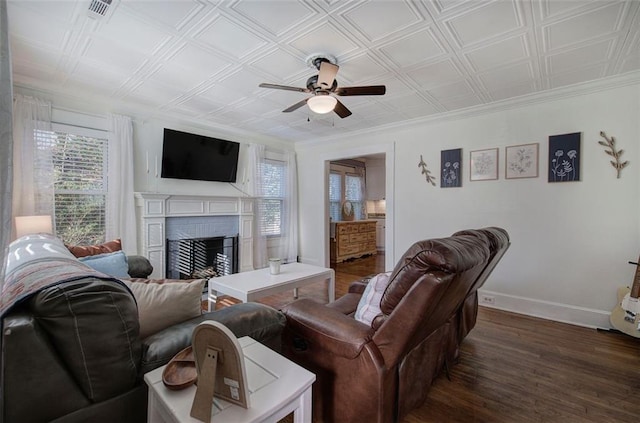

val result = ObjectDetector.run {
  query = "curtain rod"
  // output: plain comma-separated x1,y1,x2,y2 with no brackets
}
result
52,105,108,120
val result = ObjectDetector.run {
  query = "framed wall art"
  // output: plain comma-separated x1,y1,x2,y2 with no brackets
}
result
548,132,581,182
441,148,462,188
505,143,539,179
470,148,498,181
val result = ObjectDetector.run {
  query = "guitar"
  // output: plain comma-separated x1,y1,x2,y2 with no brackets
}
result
609,257,640,337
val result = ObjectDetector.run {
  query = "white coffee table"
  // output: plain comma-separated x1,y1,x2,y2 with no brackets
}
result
145,337,316,423
208,262,334,311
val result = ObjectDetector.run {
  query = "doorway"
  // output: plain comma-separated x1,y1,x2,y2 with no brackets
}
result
324,148,394,280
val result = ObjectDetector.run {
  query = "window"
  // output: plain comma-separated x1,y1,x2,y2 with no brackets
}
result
329,172,342,221
345,174,365,219
35,124,108,245
328,168,365,221
258,158,285,236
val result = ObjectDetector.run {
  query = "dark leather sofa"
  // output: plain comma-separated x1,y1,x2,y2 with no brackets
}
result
281,227,509,423
1,235,285,423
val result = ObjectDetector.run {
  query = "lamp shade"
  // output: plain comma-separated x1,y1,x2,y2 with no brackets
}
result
15,215,53,239
307,95,337,114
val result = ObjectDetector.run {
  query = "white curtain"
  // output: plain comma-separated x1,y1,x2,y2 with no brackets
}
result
12,95,52,228
106,114,137,254
247,144,268,268
358,168,366,220
1,0,13,286
277,150,299,263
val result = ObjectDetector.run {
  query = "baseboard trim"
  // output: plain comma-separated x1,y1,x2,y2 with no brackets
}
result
478,289,612,330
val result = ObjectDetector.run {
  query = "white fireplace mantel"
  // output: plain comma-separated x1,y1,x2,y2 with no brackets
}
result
135,193,254,278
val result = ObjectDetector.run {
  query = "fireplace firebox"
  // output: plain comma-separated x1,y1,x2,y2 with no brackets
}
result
166,235,239,280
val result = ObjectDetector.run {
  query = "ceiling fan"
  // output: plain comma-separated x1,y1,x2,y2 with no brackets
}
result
258,55,386,118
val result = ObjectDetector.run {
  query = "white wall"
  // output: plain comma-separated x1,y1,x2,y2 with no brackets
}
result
14,86,293,199
14,86,294,271
296,81,640,329
298,141,396,270
365,157,386,200
15,79,640,328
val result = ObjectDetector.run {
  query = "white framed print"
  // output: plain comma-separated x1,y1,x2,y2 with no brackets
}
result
505,143,539,179
470,148,499,181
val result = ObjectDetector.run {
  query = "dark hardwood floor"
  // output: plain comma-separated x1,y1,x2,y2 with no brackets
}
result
413,308,640,423
217,253,640,422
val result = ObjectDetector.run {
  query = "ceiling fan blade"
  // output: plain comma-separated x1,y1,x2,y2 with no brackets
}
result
335,85,386,96
334,99,352,118
259,83,310,93
317,61,339,89
283,98,309,113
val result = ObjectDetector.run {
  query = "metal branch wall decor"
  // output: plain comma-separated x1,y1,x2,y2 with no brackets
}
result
598,131,628,179
418,155,436,186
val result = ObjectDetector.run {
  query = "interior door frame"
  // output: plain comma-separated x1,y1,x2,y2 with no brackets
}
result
321,143,395,271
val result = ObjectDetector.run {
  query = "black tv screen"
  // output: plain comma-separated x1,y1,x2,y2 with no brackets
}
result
161,129,240,183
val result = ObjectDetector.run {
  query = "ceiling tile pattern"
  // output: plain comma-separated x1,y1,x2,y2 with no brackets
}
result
7,0,640,143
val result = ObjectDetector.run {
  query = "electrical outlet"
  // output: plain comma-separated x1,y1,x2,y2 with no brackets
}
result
480,295,495,305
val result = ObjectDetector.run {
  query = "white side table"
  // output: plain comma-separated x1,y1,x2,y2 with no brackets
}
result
144,337,315,423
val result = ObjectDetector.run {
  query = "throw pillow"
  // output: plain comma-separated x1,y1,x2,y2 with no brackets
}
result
67,239,122,258
79,250,130,278
354,272,391,326
122,279,205,339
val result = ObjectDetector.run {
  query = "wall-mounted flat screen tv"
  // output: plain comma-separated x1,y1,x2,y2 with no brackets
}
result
161,128,240,183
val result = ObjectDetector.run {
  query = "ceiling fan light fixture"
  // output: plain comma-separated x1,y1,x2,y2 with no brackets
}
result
307,95,337,114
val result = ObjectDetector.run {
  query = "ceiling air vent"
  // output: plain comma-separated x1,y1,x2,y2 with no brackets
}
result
88,0,112,19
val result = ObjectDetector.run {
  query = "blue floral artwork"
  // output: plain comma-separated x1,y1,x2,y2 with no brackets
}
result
548,132,581,182
441,148,462,188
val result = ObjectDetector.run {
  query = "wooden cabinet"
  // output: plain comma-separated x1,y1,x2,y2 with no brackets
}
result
330,220,377,263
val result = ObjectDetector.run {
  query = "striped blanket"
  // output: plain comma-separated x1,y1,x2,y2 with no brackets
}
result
1,234,122,317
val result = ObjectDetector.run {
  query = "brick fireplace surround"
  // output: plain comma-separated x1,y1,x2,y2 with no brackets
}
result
135,193,254,279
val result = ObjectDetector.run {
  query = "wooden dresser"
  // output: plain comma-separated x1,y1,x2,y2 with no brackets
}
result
330,220,377,263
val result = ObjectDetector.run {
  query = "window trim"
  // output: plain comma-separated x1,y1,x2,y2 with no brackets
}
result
259,156,286,238
329,168,365,221
40,123,110,245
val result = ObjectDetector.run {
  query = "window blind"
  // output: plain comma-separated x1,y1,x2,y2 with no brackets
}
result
259,159,285,236
35,129,108,245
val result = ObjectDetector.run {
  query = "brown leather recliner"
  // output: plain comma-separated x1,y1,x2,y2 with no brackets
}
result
281,227,509,423
453,227,510,347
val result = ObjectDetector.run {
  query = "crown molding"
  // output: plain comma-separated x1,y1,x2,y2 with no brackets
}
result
295,70,640,150
14,68,639,151
12,82,293,149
